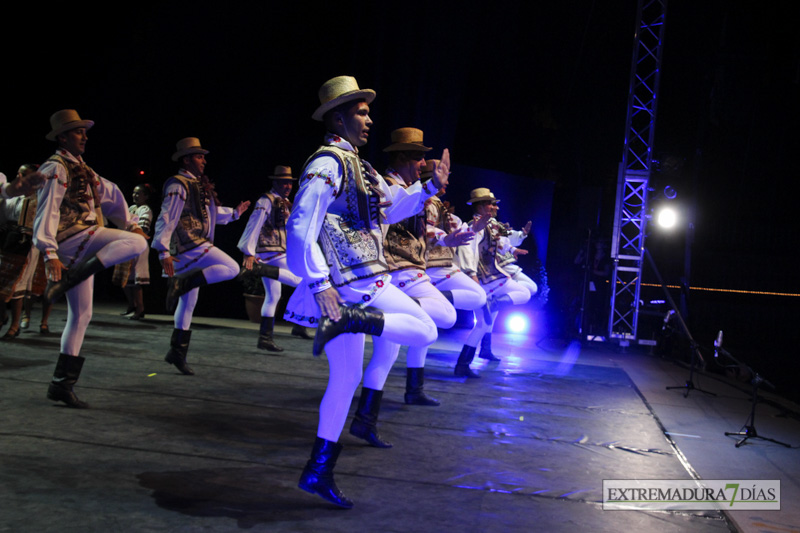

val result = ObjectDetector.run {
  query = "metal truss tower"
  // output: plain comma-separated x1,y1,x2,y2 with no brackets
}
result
608,0,668,340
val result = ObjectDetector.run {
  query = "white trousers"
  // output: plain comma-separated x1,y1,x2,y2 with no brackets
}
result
464,277,531,347
57,227,147,355
259,255,301,317
317,282,437,442
366,278,456,381
173,245,239,330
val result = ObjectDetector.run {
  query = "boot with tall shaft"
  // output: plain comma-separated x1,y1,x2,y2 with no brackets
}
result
298,437,354,508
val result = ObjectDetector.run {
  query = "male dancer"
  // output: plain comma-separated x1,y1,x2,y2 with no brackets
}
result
365,132,473,410
454,188,531,377
285,76,450,508
237,165,306,352
478,217,538,361
33,109,148,407
152,137,250,375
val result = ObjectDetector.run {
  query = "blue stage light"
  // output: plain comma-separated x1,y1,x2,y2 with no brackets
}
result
505,313,529,334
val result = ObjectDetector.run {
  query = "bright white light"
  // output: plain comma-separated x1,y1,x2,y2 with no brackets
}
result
506,313,529,334
657,207,677,228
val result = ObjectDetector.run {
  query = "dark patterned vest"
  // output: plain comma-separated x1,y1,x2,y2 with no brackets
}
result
382,174,427,272
256,192,291,253
476,226,511,284
424,196,456,268
305,145,388,287
165,174,211,255
488,218,516,270
49,154,104,243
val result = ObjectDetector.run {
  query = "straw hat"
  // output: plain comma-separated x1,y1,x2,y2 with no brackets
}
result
269,165,297,180
382,127,432,152
312,75,376,121
171,137,209,162
466,188,501,205
46,109,94,141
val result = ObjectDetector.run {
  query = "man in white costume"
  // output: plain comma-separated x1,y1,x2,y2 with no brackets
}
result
151,137,250,375
237,165,306,352
454,188,531,377
285,76,451,508
33,109,148,408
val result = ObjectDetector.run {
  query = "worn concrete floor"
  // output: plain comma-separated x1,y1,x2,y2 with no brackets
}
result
1,301,797,532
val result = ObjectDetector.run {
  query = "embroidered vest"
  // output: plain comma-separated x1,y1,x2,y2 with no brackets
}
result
424,196,456,268
165,174,211,255
487,219,516,270
256,192,290,253
49,155,105,243
476,228,510,284
382,174,427,272
305,145,387,287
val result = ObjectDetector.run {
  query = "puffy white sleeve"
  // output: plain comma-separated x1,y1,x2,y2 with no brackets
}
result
32,160,68,260
237,195,269,256
286,154,341,293
151,178,186,257
96,174,138,230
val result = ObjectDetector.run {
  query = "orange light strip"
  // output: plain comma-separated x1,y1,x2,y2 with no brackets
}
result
637,282,799,297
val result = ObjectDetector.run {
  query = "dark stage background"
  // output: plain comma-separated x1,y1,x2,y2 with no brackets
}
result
2,2,797,400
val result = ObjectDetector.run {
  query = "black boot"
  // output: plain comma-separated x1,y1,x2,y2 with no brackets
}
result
164,328,194,375
165,271,207,313
349,387,393,448
313,305,384,356
45,257,106,303
291,324,313,339
478,333,501,361
249,263,280,280
47,354,90,408
257,316,283,353
298,437,354,508
454,345,480,378
404,367,440,406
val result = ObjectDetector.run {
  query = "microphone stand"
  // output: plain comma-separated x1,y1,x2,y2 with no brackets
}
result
644,248,715,398
718,346,792,448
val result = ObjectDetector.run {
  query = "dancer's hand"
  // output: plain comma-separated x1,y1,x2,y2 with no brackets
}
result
242,255,255,270
522,221,532,235
471,213,491,233
513,248,529,259
315,287,343,322
161,256,176,277
45,258,65,282
432,149,450,189
131,226,150,240
235,200,251,217
443,226,475,247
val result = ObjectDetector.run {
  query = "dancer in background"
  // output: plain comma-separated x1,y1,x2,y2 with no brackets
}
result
237,165,306,353
454,188,530,377
117,183,156,320
151,137,250,375
34,109,148,408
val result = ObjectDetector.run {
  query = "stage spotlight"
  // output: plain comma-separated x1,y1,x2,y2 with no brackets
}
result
505,313,529,334
663,185,677,200
656,206,678,229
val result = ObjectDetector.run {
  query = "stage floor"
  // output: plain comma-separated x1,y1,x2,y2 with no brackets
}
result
1,302,798,532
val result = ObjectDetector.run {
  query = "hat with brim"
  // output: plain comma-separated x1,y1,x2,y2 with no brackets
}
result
467,187,501,205
382,127,433,152
172,137,210,161
269,165,297,181
312,76,376,122
46,109,94,141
